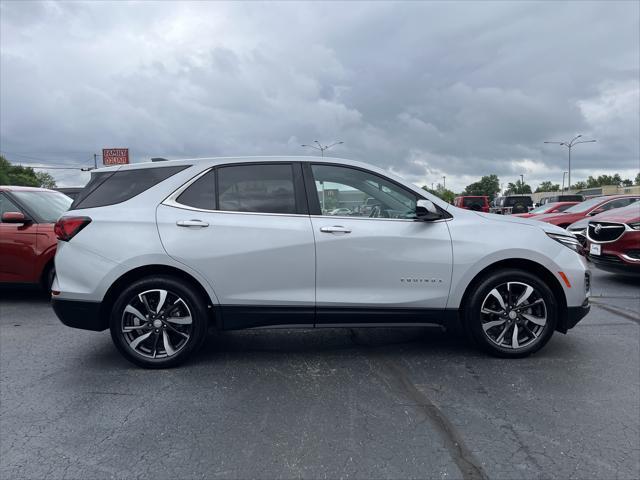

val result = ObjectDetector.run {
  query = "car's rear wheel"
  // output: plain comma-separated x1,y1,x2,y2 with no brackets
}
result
464,269,557,358
109,276,208,368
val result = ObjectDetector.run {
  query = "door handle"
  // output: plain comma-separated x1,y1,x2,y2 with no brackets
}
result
320,225,352,234
176,220,209,228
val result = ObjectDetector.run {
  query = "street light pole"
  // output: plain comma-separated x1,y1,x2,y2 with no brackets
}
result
561,171,568,191
544,135,596,192
301,140,344,158
520,174,524,193
442,176,446,190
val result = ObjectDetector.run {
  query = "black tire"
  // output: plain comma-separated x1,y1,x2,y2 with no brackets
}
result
41,264,55,293
463,269,557,358
109,275,208,368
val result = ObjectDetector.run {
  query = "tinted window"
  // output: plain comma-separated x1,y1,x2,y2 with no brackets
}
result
462,197,487,207
10,191,72,223
0,193,22,221
505,196,532,207
70,171,112,208
311,164,417,218
73,166,188,209
601,197,639,211
176,170,216,209
217,164,296,214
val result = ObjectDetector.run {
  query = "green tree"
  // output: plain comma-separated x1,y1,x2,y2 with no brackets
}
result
505,180,532,195
0,156,57,188
35,171,57,189
621,178,633,187
635,173,640,186
463,174,500,198
585,174,626,188
571,181,587,190
535,181,560,193
422,184,455,204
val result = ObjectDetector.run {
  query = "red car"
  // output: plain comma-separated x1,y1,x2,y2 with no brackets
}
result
453,196,490,212
0,186,72,290
586,203,640,274
534,195,640,229
513,201,578,218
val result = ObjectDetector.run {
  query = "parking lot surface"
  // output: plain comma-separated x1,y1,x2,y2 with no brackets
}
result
1,269,638,480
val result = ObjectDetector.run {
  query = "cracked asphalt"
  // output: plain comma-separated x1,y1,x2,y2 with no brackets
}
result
1,269,638,479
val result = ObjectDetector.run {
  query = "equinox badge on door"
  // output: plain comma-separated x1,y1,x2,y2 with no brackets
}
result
400,277,443,284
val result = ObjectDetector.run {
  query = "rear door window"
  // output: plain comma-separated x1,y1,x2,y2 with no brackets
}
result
175,170,216,210
72,166,189,209
217,164,298,214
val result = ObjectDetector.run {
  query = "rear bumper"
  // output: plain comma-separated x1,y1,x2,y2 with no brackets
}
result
52,298,107,331
557,300,590,333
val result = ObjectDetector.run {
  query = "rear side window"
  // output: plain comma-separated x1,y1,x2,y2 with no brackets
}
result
462,197,486,207
72,166,188,209
217,164,296,214
176,169,216,209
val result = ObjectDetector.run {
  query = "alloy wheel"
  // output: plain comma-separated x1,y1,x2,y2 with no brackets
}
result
480,281,547,350
121,289,193,359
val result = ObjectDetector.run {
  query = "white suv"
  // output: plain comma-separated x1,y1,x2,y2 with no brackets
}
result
52,157,590,367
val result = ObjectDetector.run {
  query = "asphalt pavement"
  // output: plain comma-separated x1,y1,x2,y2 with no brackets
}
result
1,269,638,480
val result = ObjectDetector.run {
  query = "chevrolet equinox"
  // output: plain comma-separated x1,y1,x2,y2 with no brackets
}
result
52,157,591,368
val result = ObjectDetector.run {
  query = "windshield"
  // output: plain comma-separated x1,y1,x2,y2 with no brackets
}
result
564,197,606,213
529,204,552,214
12,191,72,223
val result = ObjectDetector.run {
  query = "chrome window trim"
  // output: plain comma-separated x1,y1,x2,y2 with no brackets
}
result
309,214,451,223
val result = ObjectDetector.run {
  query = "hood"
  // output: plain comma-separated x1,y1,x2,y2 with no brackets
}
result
472,211,568,235
533,212,572,222
567,217,590,230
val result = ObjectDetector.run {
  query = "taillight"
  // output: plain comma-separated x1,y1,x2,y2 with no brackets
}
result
54,216,91,241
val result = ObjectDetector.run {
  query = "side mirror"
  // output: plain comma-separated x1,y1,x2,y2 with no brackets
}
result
415,199,442,221
1,211,28,224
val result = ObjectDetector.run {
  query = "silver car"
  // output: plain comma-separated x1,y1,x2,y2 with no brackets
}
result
52,157,590,367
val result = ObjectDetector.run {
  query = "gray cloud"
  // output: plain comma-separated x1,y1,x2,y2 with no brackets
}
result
1,1,638,190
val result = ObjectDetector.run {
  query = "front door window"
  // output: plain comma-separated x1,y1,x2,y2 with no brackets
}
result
311,164,418,218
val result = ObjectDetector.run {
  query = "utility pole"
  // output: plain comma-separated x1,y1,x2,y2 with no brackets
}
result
93,153,98,169
562,171,568,191
442,176,446,190
301,140,344,158
520,174,524,193
544,135,596,192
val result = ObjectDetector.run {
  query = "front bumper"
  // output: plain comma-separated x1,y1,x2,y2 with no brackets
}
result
52,298,107,331
557,299,590,333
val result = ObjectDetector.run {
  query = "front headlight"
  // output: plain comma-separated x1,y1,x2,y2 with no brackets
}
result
547,232,582,252
628,222,640,230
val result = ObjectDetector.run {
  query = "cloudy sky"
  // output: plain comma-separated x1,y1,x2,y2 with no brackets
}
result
1,1,639,190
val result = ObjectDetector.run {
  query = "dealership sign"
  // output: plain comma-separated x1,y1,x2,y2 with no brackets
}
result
102,148,129,165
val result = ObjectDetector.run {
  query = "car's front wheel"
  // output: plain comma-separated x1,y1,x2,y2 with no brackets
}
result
464,269,557,358
109,276,208,368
